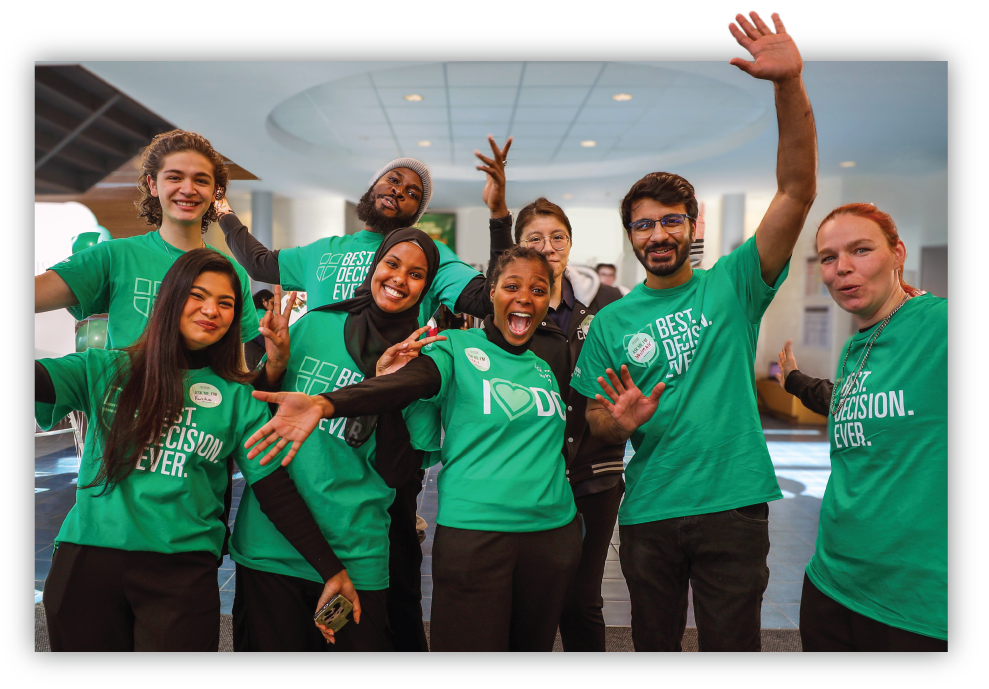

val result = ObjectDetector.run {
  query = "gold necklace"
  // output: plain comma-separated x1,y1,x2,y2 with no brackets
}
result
158,230,206,262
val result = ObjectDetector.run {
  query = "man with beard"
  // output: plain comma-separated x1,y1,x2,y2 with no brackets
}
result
216,158,502,653
570,12,817,651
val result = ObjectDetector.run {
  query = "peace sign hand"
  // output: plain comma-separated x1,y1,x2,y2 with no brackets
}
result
475,135,513,218
376,326,448,377
214,196,233,217
259,285,298,381
595,365,665,435
728,12,802,83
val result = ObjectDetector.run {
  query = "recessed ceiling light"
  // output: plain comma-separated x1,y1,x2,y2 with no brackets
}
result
562,193,573,200
404,94,424,102
840,161,856,168
417,140,432,147
612,93,633,101
580,140,597,148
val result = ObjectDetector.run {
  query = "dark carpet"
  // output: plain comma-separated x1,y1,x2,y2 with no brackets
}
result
35,606,802,652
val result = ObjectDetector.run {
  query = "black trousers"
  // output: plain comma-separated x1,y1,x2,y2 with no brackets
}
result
619,503,771,652
558,478,624,652
799,573,947,651
386,470,429,652
232,563,391,652
43,542,220,652
430,516,583,652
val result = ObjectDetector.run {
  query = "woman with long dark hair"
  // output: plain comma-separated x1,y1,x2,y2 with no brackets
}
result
245,246,583,652
35,129,260,350
35,248,349,651
777,203,946,651
229,228,445,652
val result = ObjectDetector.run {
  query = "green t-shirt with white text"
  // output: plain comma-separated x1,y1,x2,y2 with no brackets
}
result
229,309,442,589
420,328,576,532
571,235,785,524
806,293,947,640
277,230,480,326
35,348,281,557
49,231,259,349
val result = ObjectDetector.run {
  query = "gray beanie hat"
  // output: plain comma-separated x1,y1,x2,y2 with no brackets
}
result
369,158,433,224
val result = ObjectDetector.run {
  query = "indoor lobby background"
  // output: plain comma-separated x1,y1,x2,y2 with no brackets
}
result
33,60,947,647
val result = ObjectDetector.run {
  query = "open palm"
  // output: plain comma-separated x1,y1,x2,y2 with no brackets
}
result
595,365,665,434
728,12,802,83
245,391,327,466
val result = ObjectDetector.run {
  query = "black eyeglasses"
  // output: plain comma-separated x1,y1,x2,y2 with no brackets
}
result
520,233,571,251
628,214,695,236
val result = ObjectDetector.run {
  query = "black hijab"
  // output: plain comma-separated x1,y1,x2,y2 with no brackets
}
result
314,227,440,446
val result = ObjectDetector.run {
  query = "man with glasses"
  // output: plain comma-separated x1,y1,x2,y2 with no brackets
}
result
571,11,817,651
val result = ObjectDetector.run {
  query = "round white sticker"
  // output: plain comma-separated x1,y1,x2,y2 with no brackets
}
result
464,347,490,372
190,382,222,408
627,332,658,365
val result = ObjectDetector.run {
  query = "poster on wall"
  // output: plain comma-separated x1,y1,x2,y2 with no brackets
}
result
416,213,456,253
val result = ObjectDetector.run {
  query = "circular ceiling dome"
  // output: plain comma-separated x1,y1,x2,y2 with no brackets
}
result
267,61,769,181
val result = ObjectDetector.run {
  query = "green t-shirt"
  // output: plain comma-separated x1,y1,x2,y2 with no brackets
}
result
49,231,259,349
420,328,576,532
805,293,947,640
277,230,480,326
229,310,442,589
35,348,281,557
572,236,786,525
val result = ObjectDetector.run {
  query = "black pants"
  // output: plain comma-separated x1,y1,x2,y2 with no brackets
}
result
386,470,429,652
619,503,771,652
232,563,391,652
800,573,947,651
558,478,624,652
430,516,583,651
43,542,220,651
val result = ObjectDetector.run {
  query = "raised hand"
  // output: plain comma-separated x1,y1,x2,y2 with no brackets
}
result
376,326,448,377
695,201,706,240
214,196,233,217
260,285,298,380
728,12,802,83
595,365,665,435
475,135,513,217
776,339,798,385
314,569,361,645
245,391,332,466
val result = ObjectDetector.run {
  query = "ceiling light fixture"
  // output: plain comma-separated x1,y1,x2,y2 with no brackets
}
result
404,94,424,102
840,161,856,168
417,140,432,147
580,140,597,148
612,93,633,101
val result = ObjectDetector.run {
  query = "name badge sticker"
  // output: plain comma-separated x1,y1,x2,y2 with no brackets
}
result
464,347,490,372
190,382,222,408
626,332,658,367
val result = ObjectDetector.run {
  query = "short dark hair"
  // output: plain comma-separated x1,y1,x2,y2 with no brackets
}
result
488,245,555,296
620,172,698,233
252,289,274,309
515,197,573,244
595,263,616,273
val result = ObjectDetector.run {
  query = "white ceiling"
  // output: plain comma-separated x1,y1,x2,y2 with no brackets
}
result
78,60,946,209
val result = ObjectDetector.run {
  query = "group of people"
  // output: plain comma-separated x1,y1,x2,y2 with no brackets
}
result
33,11,946,653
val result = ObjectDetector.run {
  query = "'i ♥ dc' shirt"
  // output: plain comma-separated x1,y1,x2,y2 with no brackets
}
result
277,230,480,326
572,236,785,525
806,293,947,641
36,348,282,557
420,328,576,532
49,231,259,350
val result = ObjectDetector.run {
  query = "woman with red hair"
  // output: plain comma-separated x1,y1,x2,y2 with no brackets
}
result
776,203,946,651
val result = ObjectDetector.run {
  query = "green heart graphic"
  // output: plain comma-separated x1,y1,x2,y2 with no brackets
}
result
490,379,535,421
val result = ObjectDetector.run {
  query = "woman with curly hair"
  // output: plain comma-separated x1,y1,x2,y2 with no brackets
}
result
35,129,259,350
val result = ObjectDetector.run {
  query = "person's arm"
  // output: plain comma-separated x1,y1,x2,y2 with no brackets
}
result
216,203,281,283
775,340,832,416
584,365,665,445
728,12,817,286
689,201,705,268
372,412,424,489
35,361,57,404
35,271,80,312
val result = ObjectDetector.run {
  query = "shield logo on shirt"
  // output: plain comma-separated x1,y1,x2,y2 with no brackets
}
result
490,379,536,421
316,253,344,282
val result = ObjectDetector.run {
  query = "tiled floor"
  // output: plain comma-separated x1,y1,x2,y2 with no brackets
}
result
34,414,828,630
